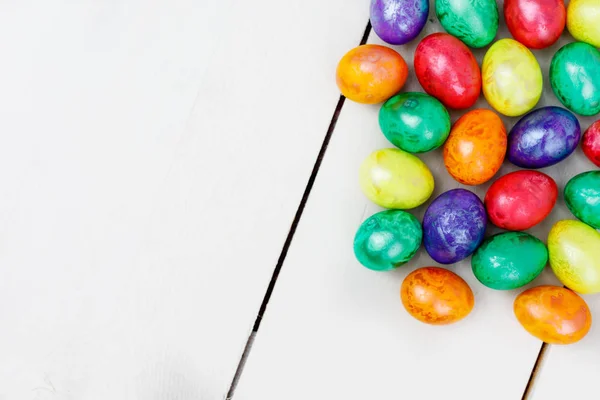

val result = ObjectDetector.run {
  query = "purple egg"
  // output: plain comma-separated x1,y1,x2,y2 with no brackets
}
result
507,106,581,169
423,189,487,264
370,0,429,45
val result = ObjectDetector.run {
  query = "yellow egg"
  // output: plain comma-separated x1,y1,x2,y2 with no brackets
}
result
359,148,434,209
482,39,543,117
568,0,600,48
548,220,600,294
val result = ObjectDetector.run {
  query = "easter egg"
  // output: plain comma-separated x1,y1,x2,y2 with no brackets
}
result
565,171,600,230
414,33,481,109
379,92,451,153
423,189,486,264
443,109,506,185
401,267,474,325
548,220,600,294
359,148,434,209
507,106,581,169
550,42,600,116
583,120,600,167
336,44,408,104
484,170,557,231
567,0,600,48
504,0,565,49
353,210,422,271
514,286,592,344
472,232,548,290
370,0,429,45
435,0,498,48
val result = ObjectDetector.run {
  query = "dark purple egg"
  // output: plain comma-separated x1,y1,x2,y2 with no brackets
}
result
370,0,429,45
423,189,487,264
507,106,581,169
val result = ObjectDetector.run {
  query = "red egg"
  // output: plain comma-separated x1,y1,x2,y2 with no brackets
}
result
414,33,481,110
504,0,565,49
583,120,600,167
484,170,558,231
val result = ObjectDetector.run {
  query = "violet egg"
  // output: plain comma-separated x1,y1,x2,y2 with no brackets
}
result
370,0,429,45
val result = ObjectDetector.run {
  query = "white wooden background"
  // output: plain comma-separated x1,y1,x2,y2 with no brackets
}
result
0,1,596,399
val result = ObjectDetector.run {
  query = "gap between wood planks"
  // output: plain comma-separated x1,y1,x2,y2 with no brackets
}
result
521,343,549,399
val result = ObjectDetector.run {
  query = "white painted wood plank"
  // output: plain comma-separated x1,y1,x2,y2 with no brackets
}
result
0,1,367,399
235,8,598,399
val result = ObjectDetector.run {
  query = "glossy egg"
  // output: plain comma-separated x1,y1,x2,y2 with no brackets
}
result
435,0,498,48
567,0,600,48
336,44,408,104
484,170,557,231
472,232,547,290
359,148,434,209
482,39,543,117
548,220,600,294
550,42,600,116
379,92,451,153
443,109,506,185
507,106,581,169
514,286,592,345
423,189,486,264
414,33,481,109
354,210,422,271
370,0,429,45
583,120,600,167
401,267,474,325
565,171,600,230
504,0,565,49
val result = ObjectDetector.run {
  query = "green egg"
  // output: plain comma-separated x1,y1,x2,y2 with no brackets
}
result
565,171,600,229
471,232,548,290
435,0,499,48
353,210,422,271
379,92,451,153
550,42,600,116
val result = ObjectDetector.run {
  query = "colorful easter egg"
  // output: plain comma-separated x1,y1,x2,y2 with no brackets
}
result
423,189,486,264
550,42,600,116
472,232,548,290
504,0,565,49
482,39,543,117
435,0,499,48
379,92,451,153
567,0,600,48
353,210,422,271
443,109,506,185
507,106,581,169
401,267,474,325
414,33,481,109
484,170,557,231
514,286,592,345
370,0,429,45
548,220,600,294
359,148,434,209
565,171,600,230
336,44,408,104
583,120,600,167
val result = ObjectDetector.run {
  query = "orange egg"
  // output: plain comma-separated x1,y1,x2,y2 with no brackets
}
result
336,44,408,104
514,286,592,345
400,267,474,325
443,109,507,185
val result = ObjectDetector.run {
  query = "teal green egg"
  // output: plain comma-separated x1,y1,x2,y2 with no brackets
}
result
353,210,422,271
379,92,451,153
550,42,600,116
471,232,548,290
435,0,499,48
565,171,600,229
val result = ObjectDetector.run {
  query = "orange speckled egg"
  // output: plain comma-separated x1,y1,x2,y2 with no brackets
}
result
514,286,592,345
400,266,474,325
336,44,408,104
443,109,507,185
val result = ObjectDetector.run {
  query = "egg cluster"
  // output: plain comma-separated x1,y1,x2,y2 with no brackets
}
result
341,0,600,345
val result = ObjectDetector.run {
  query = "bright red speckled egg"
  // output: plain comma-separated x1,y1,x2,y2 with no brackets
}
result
583,120,600,167
414,33,481,110
504,0,566,49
